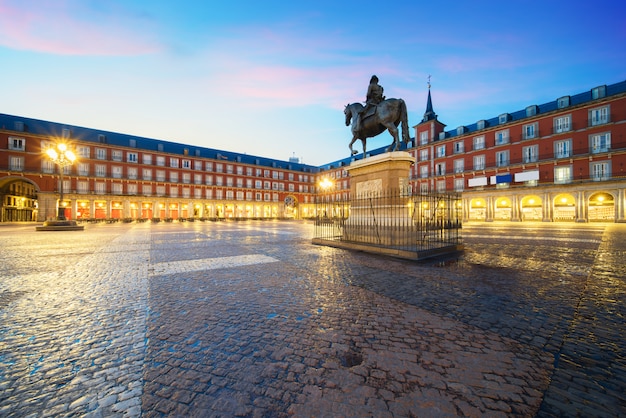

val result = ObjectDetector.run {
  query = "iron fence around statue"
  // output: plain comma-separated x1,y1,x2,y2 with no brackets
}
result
313,190,463,260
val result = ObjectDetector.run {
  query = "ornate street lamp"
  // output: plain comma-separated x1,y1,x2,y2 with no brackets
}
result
37,142,84,231
46,143,76,220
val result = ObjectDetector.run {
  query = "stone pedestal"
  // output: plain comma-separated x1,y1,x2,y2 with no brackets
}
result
343,152,415,244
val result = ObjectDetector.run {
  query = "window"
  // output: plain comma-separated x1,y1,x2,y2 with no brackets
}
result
522,145,538,163
554,139,571,159
78,163,89,176
129,139,136,148
526,105,538,117
194,174,203,184
142,184,152,196
554,115,571,133
216,163,223,173
112,150,123,161
95,164,106,177
112,183,123,194
477,120,486,130
496,150,509,167
499,113,510,124
591,133,610,153
170,158,179,168
77,181,89,194
436,145,446,157
454,141,464,154
96,148,107,160
194,160,203,170
156,170,166,182
419,149,428,161
95,182,106,194
264,181,271,189
589,106,609,126
454,178,464,192
182,159,191,169
591,85,606,100
127,167,138,180
182,188,191,198
98,134,106,144
436,180,446,192
127,152,138,163
453,159,464,173
435,162,446,176
419,131,428,145
255,180,262,188
195,189,202,199
170,186,178,197
473,155,485,170
226,164,234,174
226,190,234,200
523,123,537,139
170,172,179,182
8,137,25,150
182,173,191,184
216,176,223,186
205,162,213,171
206,189,213,199
473,136,485,150
143,168,152,180
205,175,213,185
420,183,429,193
112,166,123,178
62,128,70,138
156,186,166,196
591,162,610,181
557,96,570,109
420,165,429,178
554,166,572,184
42,160,55,173
9,156,24,171
77,146,90,158
495,129,509,145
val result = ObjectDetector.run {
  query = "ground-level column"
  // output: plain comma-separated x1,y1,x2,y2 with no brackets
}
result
511,194,521,222
576,191,588,222
542,192,552,222
485,195,494,222
616,188,625,222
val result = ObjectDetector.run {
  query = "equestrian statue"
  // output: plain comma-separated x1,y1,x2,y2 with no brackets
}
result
344,75,409,157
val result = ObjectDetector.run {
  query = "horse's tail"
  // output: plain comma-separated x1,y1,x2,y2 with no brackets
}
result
400,99,410,143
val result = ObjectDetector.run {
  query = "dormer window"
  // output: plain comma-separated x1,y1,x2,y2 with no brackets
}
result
557,96,570,109
477,120,486,130
525,105,538,117
456,126,466,135
591,85,606,100
499,113,510,124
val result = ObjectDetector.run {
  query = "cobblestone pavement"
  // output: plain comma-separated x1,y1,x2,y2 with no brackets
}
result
0,220,624,417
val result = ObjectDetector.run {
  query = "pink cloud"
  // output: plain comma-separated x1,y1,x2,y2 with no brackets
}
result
0,0,161,55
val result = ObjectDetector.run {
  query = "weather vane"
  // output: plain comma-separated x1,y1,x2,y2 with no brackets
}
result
427,75,431,90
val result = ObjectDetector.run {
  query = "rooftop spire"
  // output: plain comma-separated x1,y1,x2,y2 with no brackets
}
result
422,75,437,122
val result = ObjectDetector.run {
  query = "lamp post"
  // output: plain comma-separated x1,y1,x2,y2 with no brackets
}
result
46,143,76,220
36,142,84,231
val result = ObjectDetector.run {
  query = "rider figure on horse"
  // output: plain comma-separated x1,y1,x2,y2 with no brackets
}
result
356,75,385,132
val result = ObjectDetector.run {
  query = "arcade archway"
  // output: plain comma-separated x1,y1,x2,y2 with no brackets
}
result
0,177,39,222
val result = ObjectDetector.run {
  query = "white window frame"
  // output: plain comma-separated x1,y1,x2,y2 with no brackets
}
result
590,133,610,153
473,136,485,150
522,145,538,163
473,155,485,170
436,145,446,158
554,139,571,159
589,106,609,126
9,156,24,171
554,115,571,133
127,152,138,163
454,141,464,154
590,161,610,181
453,159,464,173
496,150,509,167
495,129,509,145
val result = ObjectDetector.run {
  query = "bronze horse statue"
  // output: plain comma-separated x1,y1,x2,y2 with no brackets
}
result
344,98,409,157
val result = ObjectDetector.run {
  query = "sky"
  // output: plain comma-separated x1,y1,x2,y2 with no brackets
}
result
1,0,625,166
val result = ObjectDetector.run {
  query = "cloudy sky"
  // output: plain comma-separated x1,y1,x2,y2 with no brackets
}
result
1,0,625,165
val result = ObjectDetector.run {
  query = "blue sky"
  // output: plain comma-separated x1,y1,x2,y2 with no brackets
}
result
1,0,625,166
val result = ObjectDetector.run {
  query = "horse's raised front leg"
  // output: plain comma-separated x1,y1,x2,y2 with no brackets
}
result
349,136,358,156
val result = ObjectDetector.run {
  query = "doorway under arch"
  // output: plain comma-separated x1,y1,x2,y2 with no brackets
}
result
553,193,576,221
588,192,615,221
520,195,542,221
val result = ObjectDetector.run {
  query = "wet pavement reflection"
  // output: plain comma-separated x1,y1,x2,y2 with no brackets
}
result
0,221,624,417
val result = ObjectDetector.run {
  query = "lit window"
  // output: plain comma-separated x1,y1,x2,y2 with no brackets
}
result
554,166,572,184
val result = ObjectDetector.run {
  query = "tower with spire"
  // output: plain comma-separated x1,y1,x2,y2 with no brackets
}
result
414,76,446,144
